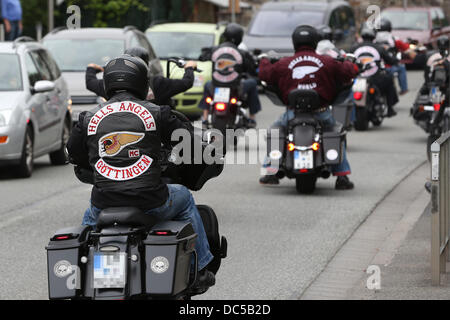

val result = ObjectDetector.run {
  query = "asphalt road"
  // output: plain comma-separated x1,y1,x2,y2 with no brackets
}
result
0,71,427,300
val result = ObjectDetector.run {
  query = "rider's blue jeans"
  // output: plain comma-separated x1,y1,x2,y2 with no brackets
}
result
387,64,408,92
198,79,262,115
263,109,351,176
82,184,214,271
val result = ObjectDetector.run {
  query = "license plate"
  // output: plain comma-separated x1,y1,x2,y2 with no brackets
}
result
214,87,230,103
352,78,367,92
93,253,127,289
294,150,313,169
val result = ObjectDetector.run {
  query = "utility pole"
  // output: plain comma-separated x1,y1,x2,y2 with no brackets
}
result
48,0,54,33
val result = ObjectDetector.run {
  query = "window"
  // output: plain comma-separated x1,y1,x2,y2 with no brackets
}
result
0,54,22,91
431,8,441,29
29,50,52,81
436,8,449,27
38,50,61,80
24,53,43,87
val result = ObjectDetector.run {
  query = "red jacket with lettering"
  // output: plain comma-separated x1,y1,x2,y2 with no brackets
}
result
259,47,358,107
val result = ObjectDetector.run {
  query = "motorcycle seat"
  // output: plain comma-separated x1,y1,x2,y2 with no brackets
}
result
96,207,158,229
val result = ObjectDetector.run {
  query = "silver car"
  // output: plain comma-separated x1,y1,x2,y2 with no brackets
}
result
0,38,72,178
42,26,163,121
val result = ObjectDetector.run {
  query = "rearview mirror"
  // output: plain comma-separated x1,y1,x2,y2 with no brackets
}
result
33,80,55,93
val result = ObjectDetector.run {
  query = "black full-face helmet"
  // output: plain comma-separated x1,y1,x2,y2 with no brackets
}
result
223,23,244,46
361,27,377,42
437,35,449,53
124,47,150,66
317,25,332,41
103,54,149,100
379,18,392,32
292,25,320,50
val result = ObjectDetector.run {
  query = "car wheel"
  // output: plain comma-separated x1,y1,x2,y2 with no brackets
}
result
16,126,34,178
50,118,71,165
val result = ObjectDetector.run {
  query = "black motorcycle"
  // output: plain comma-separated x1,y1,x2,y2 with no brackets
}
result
263,84,347,194
351,59,388,131
410,37,449,160
46,117,227,300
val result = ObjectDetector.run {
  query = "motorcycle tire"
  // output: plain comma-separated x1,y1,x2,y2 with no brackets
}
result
354,107,369,131
295,174,317,194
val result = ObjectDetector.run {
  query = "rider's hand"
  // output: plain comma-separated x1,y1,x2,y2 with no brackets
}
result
185,61,197,70
87,64,104,73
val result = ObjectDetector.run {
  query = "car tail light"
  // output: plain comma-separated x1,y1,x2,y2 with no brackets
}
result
230,98,237,104
434,103,441,111
353,92,363,100
287,143,295,152
215,103,226,111
206,97,212,104
0,136,8,144
312,142,320,151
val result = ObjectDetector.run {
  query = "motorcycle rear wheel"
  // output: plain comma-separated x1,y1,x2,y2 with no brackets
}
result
354,107,369,131
295,174,317,194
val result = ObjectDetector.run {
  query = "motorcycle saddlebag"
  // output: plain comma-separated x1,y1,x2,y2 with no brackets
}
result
322,131,345,165
46,225,91,299
144,221,197,296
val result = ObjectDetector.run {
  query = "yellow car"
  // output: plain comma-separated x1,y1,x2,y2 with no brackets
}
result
146,23,225,119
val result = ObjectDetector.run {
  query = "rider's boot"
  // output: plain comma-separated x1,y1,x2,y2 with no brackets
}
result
335,175,354,190
259,175,280,185
190,269,216,295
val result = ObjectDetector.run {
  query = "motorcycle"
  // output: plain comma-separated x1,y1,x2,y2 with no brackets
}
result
351,58,388,131
46,115,227,300
262,83,348,194
410,39,449,160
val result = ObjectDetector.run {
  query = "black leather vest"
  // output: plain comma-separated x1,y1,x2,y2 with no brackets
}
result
211,42,244,87
82,94,162,192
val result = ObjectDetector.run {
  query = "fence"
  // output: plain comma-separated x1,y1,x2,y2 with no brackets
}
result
430,131,450,285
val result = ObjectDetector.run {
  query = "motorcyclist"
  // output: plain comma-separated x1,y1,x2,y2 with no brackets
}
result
375,18,415,95
350,26,400,117
85,46,197,106
67,54,215,293
198,23,261,127
258,25,357,190
316,25,344,59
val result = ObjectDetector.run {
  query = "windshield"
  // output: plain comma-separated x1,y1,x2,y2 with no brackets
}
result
249,10,325,37
43,39,124,72
146,32,215,60
0,54,22,91
382,11,429,30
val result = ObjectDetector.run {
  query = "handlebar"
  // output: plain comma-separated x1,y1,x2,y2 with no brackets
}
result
167,57,203,73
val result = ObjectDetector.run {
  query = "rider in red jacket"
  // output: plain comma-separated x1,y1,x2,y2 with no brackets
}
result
258,25,358,190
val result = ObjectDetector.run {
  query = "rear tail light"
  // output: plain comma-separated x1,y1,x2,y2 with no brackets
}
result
418,105,425,112
52,234,77,241
150,230,176,236
215,103,226,111
353,92,363,100
369,88,375,94
434,103,441,111
0,136,8,144
299,169,309,173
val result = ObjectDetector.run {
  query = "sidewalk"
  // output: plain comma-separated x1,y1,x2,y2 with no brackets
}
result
301,162,450,300
348,204,450,300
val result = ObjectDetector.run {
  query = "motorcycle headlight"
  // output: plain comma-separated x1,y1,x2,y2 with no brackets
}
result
0,110,13,127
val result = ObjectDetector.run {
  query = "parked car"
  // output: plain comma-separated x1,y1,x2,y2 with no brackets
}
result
42,26,163,122
382,7,450,50
0,37,71,177
146,23,225,119
243,0,356,55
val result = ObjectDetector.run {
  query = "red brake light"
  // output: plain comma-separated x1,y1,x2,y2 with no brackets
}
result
215,103,226,111
353,92,363,100
434,103,441,111
300,169,309,173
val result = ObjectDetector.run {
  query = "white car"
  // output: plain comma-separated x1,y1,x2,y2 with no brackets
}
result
0,37,72,177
